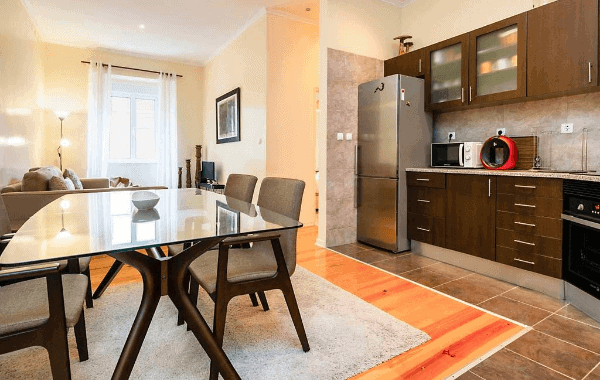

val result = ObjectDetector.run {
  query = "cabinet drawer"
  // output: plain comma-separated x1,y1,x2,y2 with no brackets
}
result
407,172,446,189
496,211,562,239
496,246,562,279
496,228,562,259
407,187,446,218
497,177,562,198
496,193,562,218
407,212,445,247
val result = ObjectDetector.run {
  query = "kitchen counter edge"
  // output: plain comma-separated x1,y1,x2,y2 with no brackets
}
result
406,168,600,182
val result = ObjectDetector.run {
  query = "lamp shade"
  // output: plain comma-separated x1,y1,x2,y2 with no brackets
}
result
54,111,69,120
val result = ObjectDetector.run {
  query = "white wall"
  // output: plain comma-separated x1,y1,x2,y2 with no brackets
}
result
202,15,268,196
0,0,46,186
266,13,319,226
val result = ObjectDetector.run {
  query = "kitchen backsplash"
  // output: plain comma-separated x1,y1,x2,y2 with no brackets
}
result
433,92,600,171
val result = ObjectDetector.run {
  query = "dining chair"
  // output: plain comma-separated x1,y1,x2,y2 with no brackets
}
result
0,195,93,308
187,177,309,380
0,263,89,380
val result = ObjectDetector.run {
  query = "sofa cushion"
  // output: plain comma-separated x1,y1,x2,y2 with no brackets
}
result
49,176,75,191
22,170,54,191
63,168,83,190
0,183,21,194
29,166,62,178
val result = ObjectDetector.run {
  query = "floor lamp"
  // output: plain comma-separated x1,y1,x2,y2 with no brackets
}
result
55,111,70,172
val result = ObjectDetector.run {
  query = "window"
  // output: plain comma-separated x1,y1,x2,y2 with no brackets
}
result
109,77,159,162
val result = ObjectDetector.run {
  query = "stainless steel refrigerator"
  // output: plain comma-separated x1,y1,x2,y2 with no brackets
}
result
356,75,432,252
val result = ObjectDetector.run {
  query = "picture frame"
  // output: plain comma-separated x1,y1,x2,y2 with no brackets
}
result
216,87,240,144
216,201,240,236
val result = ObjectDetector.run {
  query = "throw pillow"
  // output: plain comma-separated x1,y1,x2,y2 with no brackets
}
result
29,166,62,178
63,168,83,190
22,168,55,191
49,176,75,191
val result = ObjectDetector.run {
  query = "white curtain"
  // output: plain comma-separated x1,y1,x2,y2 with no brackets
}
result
157,72,178,188
86,61,112,178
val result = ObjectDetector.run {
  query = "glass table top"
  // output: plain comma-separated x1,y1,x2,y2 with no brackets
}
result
0,189,302,266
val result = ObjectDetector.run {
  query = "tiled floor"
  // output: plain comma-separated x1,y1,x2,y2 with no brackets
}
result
331,242,600,380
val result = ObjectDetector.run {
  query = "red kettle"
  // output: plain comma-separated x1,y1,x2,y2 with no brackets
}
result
481,134,517,170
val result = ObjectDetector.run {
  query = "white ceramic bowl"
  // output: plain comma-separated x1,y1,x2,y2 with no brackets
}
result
131,191,160,210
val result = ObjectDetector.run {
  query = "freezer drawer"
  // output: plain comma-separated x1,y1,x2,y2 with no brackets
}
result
357,177,399,251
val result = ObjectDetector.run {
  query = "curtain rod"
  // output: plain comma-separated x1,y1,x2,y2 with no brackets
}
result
81,61,183,78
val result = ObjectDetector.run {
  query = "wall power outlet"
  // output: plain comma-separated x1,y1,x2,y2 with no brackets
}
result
561,123,574,134
497,128,506,136
448,132,456,141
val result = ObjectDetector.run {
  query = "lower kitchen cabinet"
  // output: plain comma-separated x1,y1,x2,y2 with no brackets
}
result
407,213,445,246
496,245,562,278
445,174,496,261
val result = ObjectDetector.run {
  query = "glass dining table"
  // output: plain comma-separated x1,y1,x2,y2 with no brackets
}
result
0,188,302,380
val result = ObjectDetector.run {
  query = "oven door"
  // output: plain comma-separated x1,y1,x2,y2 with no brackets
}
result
562,214,600,297
431,143,464,167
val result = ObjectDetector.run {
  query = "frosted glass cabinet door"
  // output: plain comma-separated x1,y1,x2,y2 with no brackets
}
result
469,14,527,104
426,34,470,110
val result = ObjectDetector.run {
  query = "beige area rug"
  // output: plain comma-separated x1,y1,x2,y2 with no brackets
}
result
0,267,429,379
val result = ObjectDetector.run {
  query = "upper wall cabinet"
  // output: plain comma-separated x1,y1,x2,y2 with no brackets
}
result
468,14,527,104
527,0,599,97
384,49,426,78
426,34,470,111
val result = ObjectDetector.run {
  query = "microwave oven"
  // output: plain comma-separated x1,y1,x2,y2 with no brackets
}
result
431,142,483,168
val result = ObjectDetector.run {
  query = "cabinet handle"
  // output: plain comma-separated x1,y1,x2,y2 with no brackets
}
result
416,178,430,182
488,178,491,197
515,185,536,189
417,227,430,232
590,62,592,83
417,199,431,203
469,86,472,102
515,221,536,227
515,203,536,208
514,258,535,265
514,239,536,246
461,88,465,103
419,59,422,73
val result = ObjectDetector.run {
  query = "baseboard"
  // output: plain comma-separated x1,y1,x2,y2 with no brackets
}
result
412,242,565,300
565,282,600,323
315,238,326,248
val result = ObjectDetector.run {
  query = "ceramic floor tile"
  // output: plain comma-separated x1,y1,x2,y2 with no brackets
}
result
457,371,486,380
555,305,600,330
502,287,567,313
434,273,514,305
535,314,600,354
585,365,600,380
345,249,397,264
371,254,439,275
479,296,551,325
421,261,473,280
400,267,459,288
470,349,570,380
507,330,600,379
330,243,367,255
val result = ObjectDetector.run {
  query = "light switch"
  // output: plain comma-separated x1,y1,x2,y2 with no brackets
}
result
337,133,343,141
346,133,352,141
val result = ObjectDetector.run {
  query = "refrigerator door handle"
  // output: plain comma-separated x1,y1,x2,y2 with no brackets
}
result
354,144,359,176
355,177,360,208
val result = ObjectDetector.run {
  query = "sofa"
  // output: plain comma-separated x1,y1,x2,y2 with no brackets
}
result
1,169,167,231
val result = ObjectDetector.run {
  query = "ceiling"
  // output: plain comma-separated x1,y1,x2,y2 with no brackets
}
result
380,0,419,7
21,0,408,66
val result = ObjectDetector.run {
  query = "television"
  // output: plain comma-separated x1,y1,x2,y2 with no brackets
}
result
201,161,216,183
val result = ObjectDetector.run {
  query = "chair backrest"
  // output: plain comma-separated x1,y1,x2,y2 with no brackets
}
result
257,177,305,276
0,195,11,236
224,174,258,203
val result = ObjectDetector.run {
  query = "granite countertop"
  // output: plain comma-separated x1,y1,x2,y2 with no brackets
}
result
406,167,600,182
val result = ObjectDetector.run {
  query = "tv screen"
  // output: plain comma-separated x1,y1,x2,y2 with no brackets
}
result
201,161,215,182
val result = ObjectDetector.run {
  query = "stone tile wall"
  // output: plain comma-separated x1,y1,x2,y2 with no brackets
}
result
434,92,600,171
326,48,383,247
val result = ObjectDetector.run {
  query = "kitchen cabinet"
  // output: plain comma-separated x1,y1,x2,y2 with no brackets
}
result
468,14,527,104
527,0,599,97
406,172,446,247
445,174,496,260
425,34,470,111
384,49,427,78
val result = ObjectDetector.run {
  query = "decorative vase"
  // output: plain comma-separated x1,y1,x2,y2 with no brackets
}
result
178,167,183,189
186,159,192,188
195,145,202,187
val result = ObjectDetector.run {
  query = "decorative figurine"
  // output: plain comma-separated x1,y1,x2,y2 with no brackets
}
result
195,145,202,187
186,159,192,188
178,167,183,189
394,35,413,55
404,41,414,54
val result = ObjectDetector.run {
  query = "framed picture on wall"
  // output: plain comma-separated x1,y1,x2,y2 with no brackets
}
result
216,87,240,144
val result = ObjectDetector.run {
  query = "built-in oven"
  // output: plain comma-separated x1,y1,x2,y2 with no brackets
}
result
563,180,600,299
